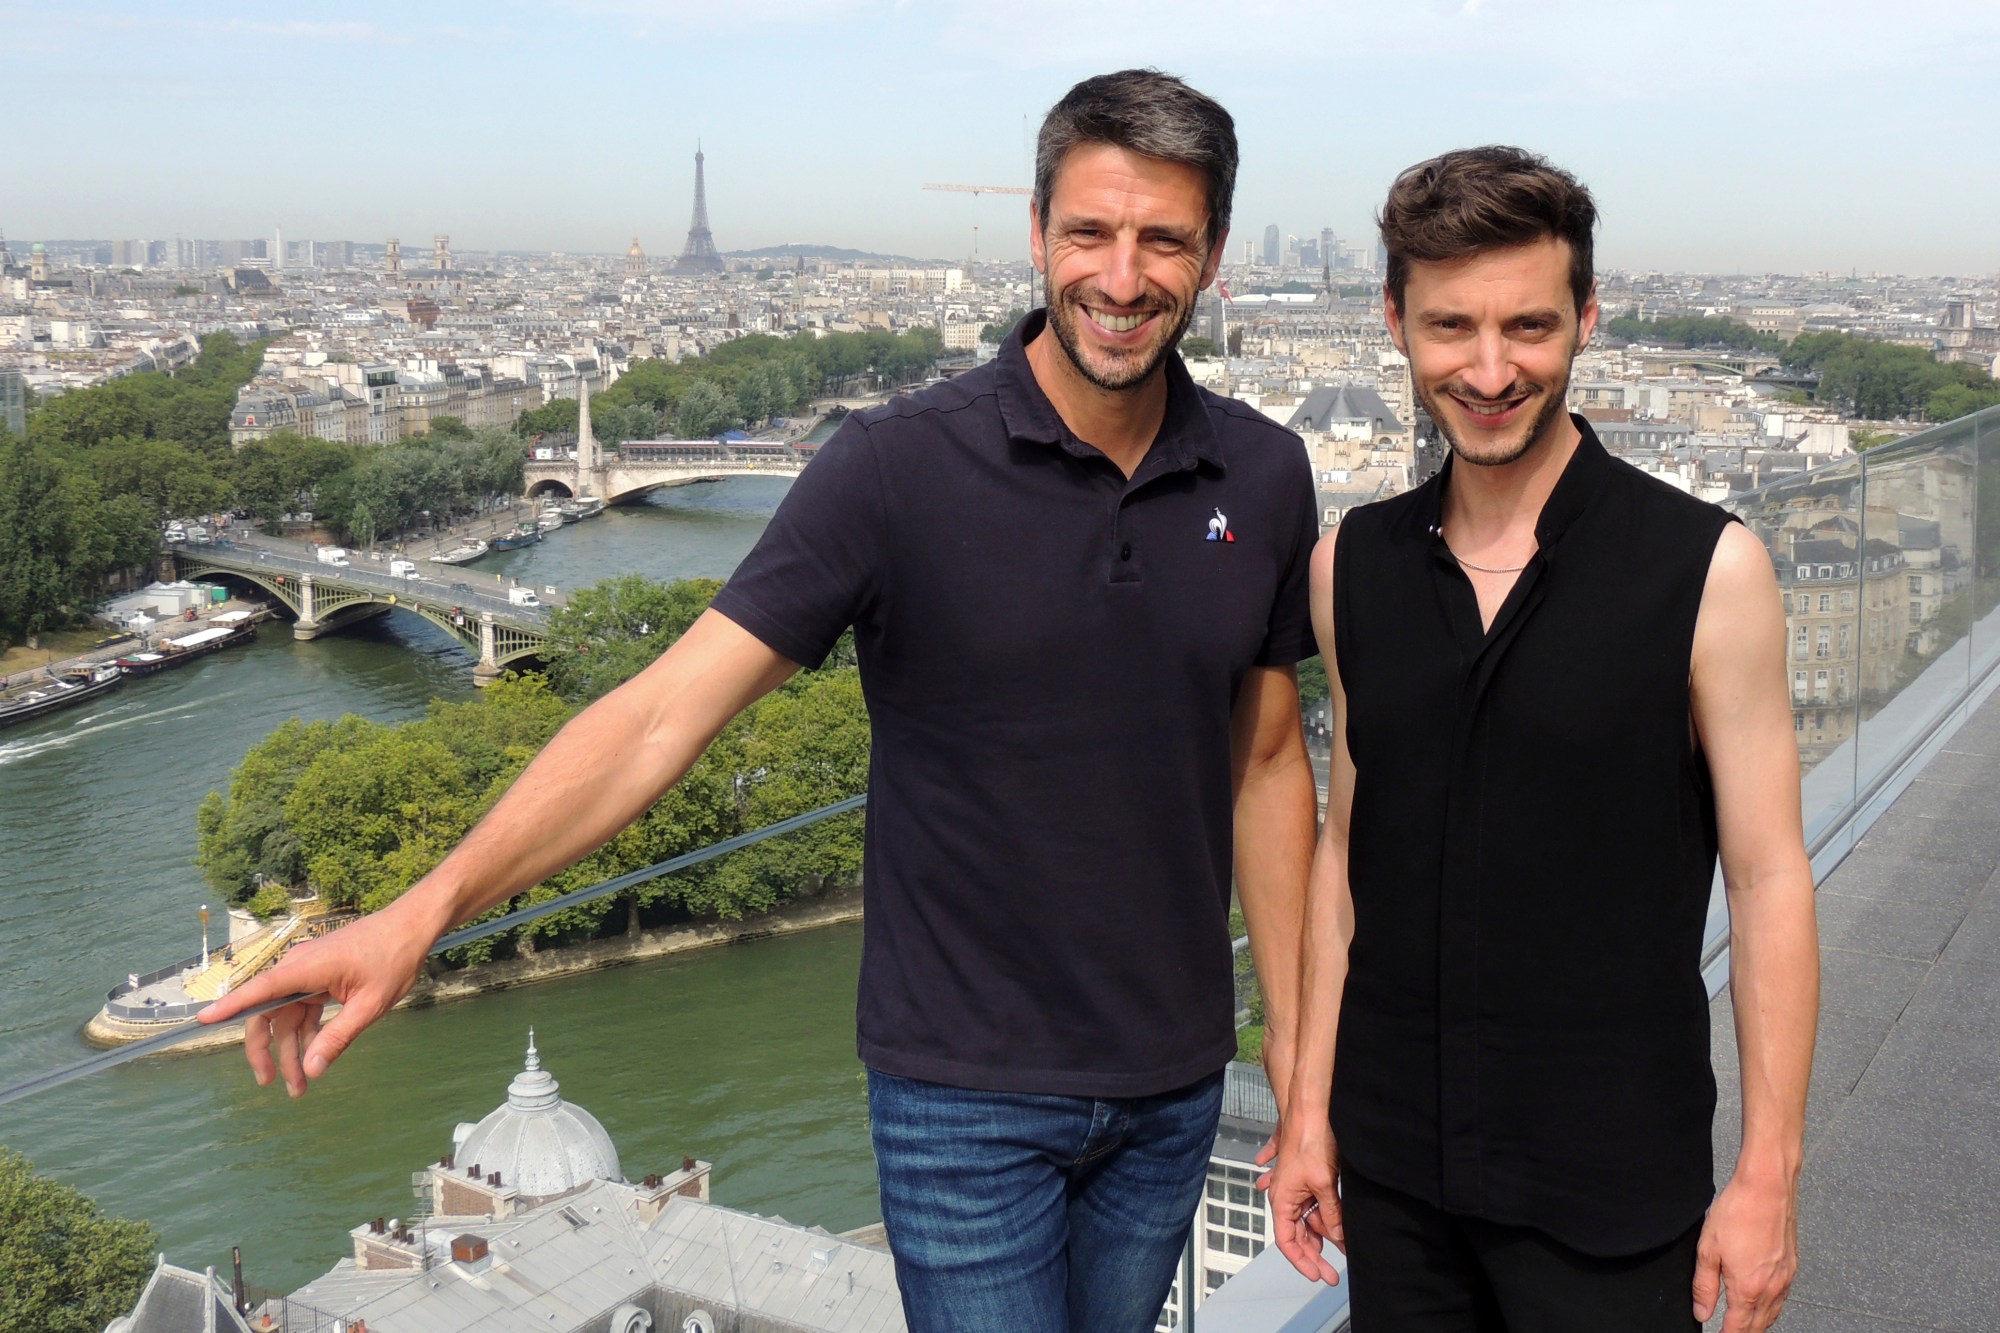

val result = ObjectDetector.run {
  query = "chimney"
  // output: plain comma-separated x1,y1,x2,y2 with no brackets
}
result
451,1234,492,1276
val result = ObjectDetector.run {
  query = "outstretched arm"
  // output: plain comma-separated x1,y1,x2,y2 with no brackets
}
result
1264,530,1357,1285
1689,522,1819,1332
200,609,799,1095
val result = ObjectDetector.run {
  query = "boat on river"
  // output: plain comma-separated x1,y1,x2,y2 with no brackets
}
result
114,615,257,677
558,496,606,521
491,524,542,552
428,538,492,565
535,511,565,532
0,664,124,729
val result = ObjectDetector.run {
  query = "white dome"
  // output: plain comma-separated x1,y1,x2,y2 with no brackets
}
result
455,1031,622,1198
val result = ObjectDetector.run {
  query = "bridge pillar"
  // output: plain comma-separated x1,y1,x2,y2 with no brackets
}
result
294,573,321,641
474,610,501,687
158,551,178,583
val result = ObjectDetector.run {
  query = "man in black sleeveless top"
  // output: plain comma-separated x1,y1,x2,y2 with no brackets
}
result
1265,148,1819,1332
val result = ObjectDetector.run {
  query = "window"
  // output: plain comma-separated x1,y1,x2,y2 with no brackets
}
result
1840,591,1855,612
1815,627,1831,658
1794,627,1809,658
1816,593,1830,613
1909,575,1924,594
1202,1163,1270,1267
1815,670,1830,701
1792,670,1807,700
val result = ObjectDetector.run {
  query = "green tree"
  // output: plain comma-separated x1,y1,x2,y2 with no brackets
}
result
1179,336,1219,359
676,379,737,438
980,308,1027,345
0,1149,157,1333
542,575,725,703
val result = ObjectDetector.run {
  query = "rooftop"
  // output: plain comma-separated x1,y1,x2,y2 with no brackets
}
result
1711,684,2000,1330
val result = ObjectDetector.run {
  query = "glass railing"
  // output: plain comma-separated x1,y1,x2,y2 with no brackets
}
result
1702,403,2000,986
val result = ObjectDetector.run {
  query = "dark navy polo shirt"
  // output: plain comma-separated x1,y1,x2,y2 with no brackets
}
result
711,311,1318,1097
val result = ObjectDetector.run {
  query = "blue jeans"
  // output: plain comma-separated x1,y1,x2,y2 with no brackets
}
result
867,1068,1225,1333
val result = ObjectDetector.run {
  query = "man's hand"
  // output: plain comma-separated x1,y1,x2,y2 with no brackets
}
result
197,892,443,1097
1692,1171,1798,1331
1262,1116,1343,1285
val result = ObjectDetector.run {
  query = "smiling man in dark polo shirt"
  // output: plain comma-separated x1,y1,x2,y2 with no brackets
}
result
205,70,1319,1333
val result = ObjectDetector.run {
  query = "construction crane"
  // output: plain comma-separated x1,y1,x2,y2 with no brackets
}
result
924,183,1038,308
923,183,1032,197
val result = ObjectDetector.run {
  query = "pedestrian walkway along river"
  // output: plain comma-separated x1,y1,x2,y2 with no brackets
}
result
0,478,881,1294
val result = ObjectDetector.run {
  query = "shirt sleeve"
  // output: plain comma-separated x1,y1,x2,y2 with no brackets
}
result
1254,445,1321,668
709,415,884,669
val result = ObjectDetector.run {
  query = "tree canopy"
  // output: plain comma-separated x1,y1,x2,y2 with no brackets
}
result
0,1149,157,1333
197,577,871,960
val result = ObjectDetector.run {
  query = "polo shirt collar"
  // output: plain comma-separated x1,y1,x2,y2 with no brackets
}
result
996,309,1226,472
1420,412,1612,550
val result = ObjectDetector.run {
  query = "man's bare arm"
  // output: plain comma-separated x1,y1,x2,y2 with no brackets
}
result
1265,530,1357,1284
200,609,800,1094
1230,662,1319,1116
1689,522,1820,1332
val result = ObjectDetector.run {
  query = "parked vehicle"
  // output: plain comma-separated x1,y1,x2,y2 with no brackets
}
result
316,546,351,567
507,587,542,608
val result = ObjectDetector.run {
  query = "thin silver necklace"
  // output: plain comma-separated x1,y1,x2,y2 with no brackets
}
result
1441,539,1529,575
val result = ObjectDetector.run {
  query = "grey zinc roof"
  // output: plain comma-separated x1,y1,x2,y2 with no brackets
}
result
1286,384,1399,435
644,1197,907,1333
119,1260,251,1333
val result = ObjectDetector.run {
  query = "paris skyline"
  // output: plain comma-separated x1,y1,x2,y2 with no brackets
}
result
9,0,2000,275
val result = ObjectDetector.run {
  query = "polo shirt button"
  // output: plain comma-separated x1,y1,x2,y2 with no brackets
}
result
1120,542,1133,561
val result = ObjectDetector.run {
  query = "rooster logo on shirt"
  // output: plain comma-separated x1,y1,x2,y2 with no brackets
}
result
1206,509,1235,543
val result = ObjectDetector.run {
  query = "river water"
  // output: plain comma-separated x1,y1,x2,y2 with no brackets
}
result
0,478,884,1295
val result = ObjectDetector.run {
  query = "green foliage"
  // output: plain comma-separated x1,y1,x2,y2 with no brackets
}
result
980,309,1027,345
1786,331,2000,422
198,576,873,961
543,575,724,703
1296,654,1329,710
247,881,293,918
1235,1023,1265,1064
0,1149,157,1333
1603,315,1786,355
1179,336,1219,360
0,439,157,644
515,397,579,437
675,379,736,439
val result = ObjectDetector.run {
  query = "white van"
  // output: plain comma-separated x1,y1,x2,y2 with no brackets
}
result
389,559,421,580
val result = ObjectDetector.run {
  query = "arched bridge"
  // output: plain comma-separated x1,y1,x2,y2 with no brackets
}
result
170,545,550,684
525,441,811,504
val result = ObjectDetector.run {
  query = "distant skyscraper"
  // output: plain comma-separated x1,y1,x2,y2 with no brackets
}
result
1262,224,1280,267
673,147,725,275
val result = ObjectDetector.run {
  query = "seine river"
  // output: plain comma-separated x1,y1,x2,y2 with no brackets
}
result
0,477,885,1295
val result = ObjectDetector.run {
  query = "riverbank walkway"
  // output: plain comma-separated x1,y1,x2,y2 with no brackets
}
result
1710,685,2000,1330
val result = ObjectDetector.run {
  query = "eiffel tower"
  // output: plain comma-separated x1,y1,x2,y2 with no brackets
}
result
673,145,725,275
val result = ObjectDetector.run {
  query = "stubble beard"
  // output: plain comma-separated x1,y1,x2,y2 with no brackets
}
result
1418,354,1576,470
1044,282,1197,394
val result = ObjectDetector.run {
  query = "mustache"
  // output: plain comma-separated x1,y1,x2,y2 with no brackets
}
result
1441,382,1539,404
1063,288,1176,316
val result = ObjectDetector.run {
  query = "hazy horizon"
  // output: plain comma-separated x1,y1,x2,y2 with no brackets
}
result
10,1,1999,277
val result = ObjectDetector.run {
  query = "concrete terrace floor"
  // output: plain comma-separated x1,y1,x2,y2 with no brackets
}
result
1711,689,2000,1331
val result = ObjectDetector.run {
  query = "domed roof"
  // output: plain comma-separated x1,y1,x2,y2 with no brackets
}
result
454,1031,622,1199
628,237,644,257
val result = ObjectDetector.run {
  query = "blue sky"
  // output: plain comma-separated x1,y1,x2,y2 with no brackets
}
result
8,0,1998,274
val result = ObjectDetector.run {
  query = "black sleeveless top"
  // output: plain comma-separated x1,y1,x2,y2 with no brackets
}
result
1331,418,1737,1255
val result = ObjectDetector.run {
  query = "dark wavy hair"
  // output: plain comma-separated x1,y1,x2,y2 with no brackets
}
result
1378,145,1597,316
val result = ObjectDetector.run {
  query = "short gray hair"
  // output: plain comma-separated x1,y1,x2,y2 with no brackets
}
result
1034,69,1237,253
